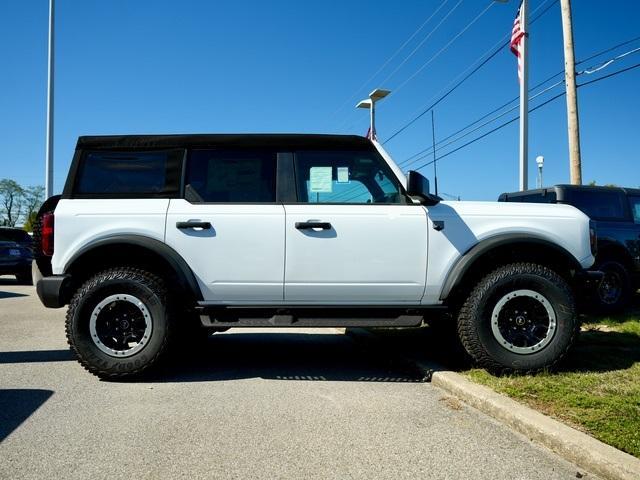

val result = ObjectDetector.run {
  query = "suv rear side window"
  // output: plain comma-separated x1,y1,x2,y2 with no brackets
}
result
185,150,277,203
565,190,627,221
74,150,182,196
294,150,404,204
630,196,640,224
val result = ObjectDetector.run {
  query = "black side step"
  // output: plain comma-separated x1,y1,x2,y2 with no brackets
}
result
196,305,446,328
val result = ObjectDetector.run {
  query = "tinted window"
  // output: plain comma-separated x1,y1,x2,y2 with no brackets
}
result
565,190,626,220
0,229,31,243
185,150,277,203
629,196,640,224
75,151,181,196
501,192,557,203
294,150,404,204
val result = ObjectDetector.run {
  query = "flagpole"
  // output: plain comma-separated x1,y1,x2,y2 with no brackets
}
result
519,0,529,191
45,0,55,199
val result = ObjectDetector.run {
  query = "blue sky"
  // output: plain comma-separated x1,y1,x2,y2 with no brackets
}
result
0,0,638,200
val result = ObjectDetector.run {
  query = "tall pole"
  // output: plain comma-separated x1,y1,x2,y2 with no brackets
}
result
45,0,55,199
431,110,438,196
370,101,376,140
560,0,582,185
519,0,529,191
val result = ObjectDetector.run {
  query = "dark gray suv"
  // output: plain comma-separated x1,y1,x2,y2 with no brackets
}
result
0,227,33,284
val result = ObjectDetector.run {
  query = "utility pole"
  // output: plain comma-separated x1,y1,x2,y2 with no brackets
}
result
431,110,438,196
560,0,582,185
45,0,55,199
518,0,529,191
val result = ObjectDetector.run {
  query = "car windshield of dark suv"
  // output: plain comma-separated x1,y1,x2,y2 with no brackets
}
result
0,229,32,244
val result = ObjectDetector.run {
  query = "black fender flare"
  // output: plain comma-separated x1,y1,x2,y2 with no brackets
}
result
64,235,203,301
439,234,583,301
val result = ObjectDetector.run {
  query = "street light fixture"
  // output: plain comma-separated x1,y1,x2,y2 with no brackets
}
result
536,155,544,188
356,88,390,140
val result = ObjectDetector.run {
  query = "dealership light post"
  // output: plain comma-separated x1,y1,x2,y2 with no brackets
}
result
356,88,391,141
536,155,544,188
45,0,55,199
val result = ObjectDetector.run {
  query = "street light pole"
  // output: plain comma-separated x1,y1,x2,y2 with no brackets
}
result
536,155,544,188
518,0,529,191
356,89,390,140
560,0,582,185
45,0,55,199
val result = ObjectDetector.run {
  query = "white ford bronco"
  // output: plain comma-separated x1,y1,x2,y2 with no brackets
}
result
33,134,598,379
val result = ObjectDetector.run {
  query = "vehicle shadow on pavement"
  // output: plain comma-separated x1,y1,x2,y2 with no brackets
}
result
0,291,29,299
351,295,640,375
0,349,76,364
0,389,54,442
147,331,426,383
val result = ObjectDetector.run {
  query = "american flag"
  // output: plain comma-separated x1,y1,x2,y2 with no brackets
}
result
510,1,526,83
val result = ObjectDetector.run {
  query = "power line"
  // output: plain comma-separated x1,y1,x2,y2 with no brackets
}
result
333,57,639,204
383,0,559,144
340,0,560,137
328,1,454,124
377,0,464,88
578,60,640,87
402,79,565,169
392,1,498,95
413,60,640,170
399,36,640,166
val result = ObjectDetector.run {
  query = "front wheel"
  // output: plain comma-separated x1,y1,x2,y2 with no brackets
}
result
66,267,172,379
457,263,578,374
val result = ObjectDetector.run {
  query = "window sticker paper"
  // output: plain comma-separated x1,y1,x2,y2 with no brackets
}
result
309,167,333,193
337,167,350,183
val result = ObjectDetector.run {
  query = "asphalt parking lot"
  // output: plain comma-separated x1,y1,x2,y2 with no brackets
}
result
0,276,595,479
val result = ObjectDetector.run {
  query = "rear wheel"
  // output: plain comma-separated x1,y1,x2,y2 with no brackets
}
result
595,260,631,313
457,263,578,374
66,267,172,379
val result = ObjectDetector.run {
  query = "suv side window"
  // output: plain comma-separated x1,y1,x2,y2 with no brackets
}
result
75,150,182,196
185,150,277,203
293,150,405,204
565,190,627,221
629,196,640,224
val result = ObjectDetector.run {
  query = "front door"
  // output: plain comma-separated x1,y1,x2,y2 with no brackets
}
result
283,149,428,304
165,149,284,303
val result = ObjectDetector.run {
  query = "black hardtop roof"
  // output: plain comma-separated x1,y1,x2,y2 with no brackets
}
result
500,184,640,198
76,133,373,151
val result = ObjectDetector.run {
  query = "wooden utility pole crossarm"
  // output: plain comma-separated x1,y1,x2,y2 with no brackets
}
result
560,0,582,185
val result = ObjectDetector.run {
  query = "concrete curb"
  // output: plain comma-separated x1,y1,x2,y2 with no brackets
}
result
344,328,640,480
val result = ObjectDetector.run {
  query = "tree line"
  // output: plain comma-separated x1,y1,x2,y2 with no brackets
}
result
0,179,45,231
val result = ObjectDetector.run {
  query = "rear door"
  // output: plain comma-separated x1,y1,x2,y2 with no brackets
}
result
283,149,428,304
165,149,285,303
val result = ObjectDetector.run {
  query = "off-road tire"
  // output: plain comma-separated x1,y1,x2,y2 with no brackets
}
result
594,260,631,314
457,262,578,374
66,267,172,379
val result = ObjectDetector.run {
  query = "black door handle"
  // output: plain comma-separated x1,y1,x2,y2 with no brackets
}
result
176,221,212,229
295,221,332,230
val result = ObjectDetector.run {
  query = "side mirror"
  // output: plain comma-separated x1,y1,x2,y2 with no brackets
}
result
406,170,440,205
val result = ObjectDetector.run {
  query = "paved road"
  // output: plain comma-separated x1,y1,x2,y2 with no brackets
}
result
0,276,594,479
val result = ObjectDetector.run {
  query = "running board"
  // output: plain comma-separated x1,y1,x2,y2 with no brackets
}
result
196,305,446,328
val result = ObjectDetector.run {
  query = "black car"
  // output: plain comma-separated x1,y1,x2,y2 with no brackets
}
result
0,227,33,284
499,185,640,311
